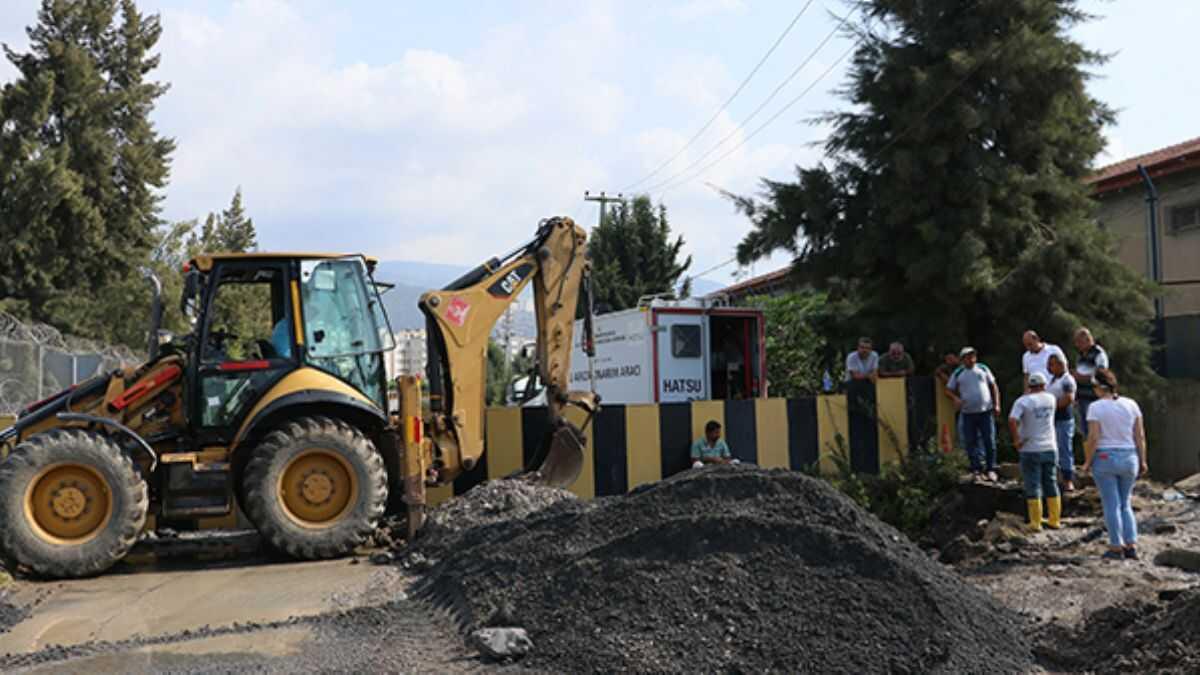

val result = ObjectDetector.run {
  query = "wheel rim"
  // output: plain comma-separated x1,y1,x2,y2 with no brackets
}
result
278,449,357,528
25,463,114,544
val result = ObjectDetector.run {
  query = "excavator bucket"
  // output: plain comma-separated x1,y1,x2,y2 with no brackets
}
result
524,421,586,488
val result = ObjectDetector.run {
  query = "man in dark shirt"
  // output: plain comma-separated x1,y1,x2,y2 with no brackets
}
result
878,342,915,378
1071,327,1109,436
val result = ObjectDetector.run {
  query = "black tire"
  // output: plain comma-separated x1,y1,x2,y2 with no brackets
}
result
242,416,387,559
0,429,148,578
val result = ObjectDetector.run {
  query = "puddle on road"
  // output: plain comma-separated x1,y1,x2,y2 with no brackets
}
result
0,555,405,655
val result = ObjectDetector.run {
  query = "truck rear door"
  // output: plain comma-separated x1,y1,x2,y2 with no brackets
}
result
654,311,708,402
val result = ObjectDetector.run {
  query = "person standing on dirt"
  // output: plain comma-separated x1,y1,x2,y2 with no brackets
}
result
691,421,735,468
1008,372,1062,532
844,337,879,382
1071,327,1109,436
1046,353,1078,492
1022,330,1066,389
1082,370,1148,560
946,347,1001,481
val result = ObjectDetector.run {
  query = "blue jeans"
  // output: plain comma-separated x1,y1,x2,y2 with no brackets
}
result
961,412,996,472
1093,447,1139,547
1055,417,1075,479
1019,451,1059,499
1076,397,1095,437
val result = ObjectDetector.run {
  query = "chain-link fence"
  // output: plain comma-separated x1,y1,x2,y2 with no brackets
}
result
0,311,141,415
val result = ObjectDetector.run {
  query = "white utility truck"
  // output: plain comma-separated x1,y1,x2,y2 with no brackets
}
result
508,297,766,405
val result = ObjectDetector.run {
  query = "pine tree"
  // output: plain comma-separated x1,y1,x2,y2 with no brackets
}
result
187,187,257,254
731,0,1157,393
588,195,692,313
0,0,174,328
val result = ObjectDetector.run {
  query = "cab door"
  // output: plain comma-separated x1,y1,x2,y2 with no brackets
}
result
654,311,708,403
191,261,298,444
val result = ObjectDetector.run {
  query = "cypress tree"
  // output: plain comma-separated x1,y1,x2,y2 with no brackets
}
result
0,0,174,328
732,0,1156,392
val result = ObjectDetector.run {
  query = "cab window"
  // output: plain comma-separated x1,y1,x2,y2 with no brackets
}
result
299,258,394,405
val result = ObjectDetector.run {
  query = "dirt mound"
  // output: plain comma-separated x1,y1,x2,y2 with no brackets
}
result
409,466,1035,674
421,479,576,546
1036,589,1200,674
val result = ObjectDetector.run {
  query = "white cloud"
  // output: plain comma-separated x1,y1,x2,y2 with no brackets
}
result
670,0,747,22
149,0,629,264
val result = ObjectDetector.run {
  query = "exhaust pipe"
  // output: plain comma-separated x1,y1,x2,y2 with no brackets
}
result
140,267,164,361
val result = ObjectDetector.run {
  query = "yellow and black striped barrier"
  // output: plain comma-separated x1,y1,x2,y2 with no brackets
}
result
436,376,941,504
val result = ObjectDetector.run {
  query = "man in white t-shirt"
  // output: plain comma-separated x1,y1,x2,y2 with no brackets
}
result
1008,372,1062,532
1022,330,1066,388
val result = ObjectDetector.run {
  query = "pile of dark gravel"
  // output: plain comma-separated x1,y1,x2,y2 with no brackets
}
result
1036,589,1200,674
409,466,1036,674
420,479,576,548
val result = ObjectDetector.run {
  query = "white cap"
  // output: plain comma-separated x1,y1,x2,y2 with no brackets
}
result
1028,372,1048,387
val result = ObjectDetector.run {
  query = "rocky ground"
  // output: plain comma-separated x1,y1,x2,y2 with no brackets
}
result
928,468,1200,673
1,466,1197,673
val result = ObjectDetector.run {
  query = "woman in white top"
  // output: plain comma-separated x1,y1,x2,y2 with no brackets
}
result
1082,369,1148,560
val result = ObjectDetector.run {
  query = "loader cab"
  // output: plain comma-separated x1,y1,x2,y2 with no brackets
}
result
182,253,394,444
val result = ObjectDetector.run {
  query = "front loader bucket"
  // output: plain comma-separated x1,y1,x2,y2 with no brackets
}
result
524,422,586,488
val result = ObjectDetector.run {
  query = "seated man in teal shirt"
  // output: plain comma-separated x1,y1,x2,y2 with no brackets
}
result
691,420,735,468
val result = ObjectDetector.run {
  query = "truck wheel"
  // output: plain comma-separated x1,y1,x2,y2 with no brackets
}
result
0,429,148,578
243,416,387,560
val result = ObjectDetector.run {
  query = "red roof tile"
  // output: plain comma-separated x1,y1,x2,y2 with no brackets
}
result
710,264,794,297
1088,136,1200,194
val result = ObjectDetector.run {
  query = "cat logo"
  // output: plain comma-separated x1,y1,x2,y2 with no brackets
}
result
487,263,534,298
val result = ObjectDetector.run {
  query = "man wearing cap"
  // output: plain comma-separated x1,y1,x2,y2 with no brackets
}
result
946,347,1002,481
1009,372,1062,532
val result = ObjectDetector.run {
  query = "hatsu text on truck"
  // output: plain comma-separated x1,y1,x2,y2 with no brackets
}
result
563,298,766,404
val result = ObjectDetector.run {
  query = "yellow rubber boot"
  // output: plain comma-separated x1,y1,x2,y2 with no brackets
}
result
1046,496,1062,530
1026,498,1043,532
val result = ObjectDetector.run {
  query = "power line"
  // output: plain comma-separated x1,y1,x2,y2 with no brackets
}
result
655,37,857,196
691,255,740,280
645,14,853,196
621,1,817,192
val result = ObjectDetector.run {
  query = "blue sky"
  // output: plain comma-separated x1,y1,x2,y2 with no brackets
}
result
2,1,1197,288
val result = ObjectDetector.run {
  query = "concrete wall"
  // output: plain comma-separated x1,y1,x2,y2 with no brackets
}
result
1145,380,1200,482
1096,169,1200,317
428,377,941,505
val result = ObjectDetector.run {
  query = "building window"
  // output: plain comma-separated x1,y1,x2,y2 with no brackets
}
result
1170,201,1200,234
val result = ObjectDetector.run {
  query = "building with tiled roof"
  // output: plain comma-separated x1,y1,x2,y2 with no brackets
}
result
1089,137,1200,378
707,264,795,302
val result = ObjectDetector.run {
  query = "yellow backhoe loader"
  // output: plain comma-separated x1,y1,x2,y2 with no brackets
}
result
0,217,596,578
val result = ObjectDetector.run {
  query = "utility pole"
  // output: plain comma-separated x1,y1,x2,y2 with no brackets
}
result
501,305,513,373
583,190,625,227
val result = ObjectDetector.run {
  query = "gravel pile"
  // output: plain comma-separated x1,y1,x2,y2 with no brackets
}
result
420,479,576,548
1037,589,1200,674
410,466,1036,674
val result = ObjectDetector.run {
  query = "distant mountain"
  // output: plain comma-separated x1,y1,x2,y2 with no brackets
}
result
373,259,728,331
375,260,536,333
373,260,471,290
690,277,724,297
